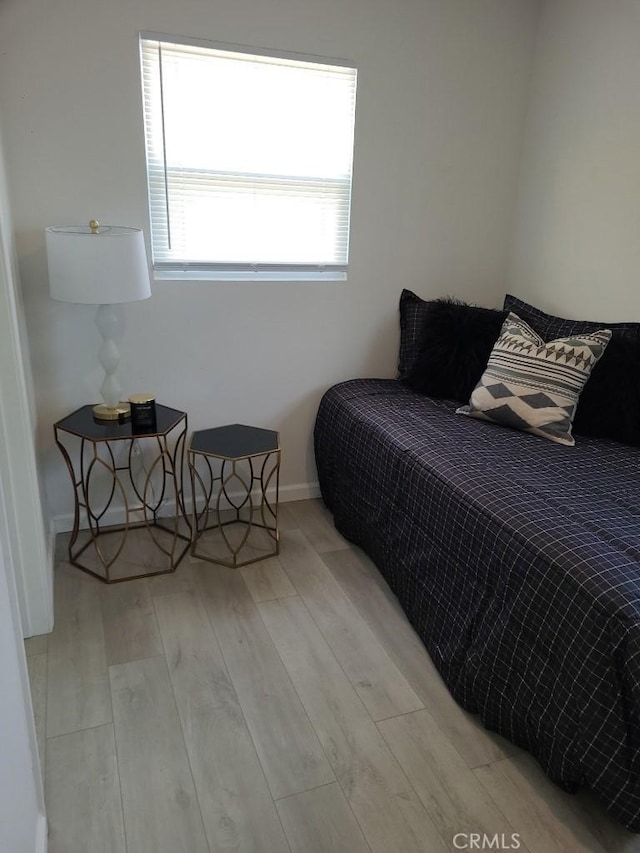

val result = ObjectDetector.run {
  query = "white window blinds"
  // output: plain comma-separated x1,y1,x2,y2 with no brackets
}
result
140,35,358,278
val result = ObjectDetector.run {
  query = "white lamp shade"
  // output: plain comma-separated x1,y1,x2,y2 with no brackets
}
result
45,225,151,304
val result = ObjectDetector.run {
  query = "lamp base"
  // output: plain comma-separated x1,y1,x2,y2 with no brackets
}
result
93,402,131,422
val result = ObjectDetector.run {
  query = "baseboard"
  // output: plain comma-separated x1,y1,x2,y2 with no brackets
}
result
35,813,47,853
278,482,321,502
50,481,321,534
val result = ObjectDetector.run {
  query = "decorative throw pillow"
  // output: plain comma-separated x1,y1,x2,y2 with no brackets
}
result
403,298,507,402
573,335,640,445
503,295,640,445
457,313,612,446
503,294,640,339
398,289,431,379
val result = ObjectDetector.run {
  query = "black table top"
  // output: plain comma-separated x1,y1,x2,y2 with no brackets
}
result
54,404,186,441
190,423,279,459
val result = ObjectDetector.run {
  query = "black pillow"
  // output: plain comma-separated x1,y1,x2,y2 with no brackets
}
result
572,335,640,445
398,289,432,380
404,298,507,403
503,294,640,445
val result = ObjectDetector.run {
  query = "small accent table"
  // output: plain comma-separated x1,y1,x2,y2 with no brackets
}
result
54,404,190,583
189,423,280,567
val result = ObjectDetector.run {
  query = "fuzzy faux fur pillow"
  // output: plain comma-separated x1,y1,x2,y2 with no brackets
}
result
403,297,507,402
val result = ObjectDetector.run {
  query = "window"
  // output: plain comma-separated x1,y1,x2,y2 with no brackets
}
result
139,34,358,280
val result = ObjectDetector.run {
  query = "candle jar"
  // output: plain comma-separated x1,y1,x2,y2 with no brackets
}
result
129,393,157,432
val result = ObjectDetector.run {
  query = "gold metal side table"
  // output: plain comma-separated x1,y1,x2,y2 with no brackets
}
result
54,404,190,583
189,423,280,568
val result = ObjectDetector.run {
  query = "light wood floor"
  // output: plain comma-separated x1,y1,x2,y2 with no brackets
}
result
26,499,640,852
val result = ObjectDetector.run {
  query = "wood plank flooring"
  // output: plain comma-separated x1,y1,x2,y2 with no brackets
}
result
30,499,640,852
110,656,209,853
153,589,289,852
46,725,126,853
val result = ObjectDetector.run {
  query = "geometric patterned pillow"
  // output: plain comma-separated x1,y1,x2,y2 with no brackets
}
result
456,313,612,446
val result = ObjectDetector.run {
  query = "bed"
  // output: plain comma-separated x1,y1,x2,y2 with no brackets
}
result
314,376,640,830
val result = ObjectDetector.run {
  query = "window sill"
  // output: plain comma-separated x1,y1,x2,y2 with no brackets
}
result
153,268,348,283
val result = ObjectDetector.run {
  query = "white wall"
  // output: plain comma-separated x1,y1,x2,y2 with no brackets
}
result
0,122,53,637
0,481,47,851
0,112,49,850
510,0,640,320
0,0,540,528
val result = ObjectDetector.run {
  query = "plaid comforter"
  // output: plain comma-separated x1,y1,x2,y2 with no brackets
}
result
314,378,640,830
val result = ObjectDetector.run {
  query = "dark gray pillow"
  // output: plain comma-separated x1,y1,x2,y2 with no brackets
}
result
503,294,640,339
398,289,431,380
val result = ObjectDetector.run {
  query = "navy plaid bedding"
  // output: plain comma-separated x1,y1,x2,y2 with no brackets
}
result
314,378,640,830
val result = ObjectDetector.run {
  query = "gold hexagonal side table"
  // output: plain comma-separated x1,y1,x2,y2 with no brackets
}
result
188,423,280,568
54,403,190,583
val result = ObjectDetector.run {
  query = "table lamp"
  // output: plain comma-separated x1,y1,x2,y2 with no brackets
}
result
45,220,151,421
